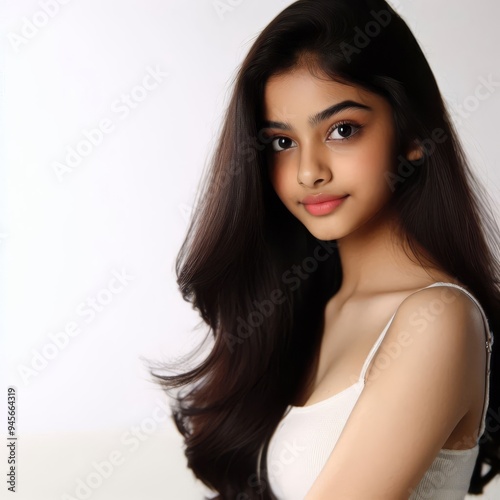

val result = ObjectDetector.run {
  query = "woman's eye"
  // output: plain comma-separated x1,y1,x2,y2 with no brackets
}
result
330,122,361,140
270,136,297,153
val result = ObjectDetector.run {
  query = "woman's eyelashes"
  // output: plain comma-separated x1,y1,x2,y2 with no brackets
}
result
268,120,363,154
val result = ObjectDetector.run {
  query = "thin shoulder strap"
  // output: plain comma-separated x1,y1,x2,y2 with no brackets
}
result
358,310,398,382
357,282,442,382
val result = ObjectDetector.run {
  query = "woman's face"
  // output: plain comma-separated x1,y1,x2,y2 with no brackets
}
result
262,66,400,242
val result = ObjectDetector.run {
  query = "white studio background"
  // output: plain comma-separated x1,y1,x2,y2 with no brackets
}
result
0,0,499,499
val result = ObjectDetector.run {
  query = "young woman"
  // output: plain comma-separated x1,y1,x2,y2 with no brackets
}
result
149,1,500,498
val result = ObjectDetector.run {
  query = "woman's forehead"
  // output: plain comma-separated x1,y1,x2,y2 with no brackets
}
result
263,70,386,122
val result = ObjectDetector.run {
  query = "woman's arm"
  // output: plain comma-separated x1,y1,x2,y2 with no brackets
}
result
305,287,486,500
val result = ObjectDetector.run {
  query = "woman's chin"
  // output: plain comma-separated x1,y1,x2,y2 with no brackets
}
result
302,224,346,242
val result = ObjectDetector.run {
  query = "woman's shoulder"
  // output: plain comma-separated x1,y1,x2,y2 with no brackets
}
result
396,275,479,312
382,272,477,312
390,278,487,349
399,277,479,313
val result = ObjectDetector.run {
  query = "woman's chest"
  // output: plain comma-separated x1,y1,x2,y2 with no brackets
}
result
294,295,399,407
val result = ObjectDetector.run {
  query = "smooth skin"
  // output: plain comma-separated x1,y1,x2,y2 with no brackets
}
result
262,66,488,499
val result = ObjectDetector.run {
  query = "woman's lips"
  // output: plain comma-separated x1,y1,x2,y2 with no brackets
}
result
302,195,349,216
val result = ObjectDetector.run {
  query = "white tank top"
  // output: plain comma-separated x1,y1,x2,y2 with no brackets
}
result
260,282,494,499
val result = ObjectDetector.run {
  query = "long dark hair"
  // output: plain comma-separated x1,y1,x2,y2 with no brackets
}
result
146,0,500,497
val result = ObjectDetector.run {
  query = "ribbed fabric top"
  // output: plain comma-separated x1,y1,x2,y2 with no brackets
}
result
261,282,494,499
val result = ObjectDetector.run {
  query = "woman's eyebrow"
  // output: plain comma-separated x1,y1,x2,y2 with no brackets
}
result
262,99,372,131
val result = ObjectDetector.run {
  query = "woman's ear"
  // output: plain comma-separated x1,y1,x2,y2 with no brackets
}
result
405,140,424,162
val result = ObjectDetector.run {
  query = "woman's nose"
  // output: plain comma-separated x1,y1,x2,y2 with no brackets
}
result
297,149,333,188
